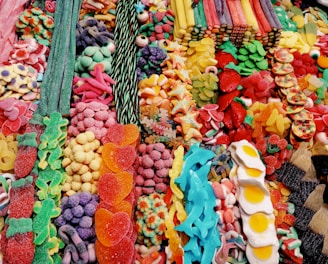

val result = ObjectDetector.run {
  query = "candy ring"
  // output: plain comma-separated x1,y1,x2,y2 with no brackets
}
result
205,66,218,75
136,34,149,48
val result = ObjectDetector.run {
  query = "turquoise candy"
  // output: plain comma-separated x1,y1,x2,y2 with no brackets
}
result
174,143,221,263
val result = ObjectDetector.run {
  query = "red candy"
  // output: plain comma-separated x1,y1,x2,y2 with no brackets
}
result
95,236,135,264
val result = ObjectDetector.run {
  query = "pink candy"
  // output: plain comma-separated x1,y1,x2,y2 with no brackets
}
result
68,101,117,141
134,143,173,196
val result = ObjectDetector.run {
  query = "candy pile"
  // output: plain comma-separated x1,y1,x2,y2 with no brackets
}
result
134,142,173,196
1,0,328,263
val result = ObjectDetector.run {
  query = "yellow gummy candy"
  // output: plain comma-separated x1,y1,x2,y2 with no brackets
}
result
266,108,279,126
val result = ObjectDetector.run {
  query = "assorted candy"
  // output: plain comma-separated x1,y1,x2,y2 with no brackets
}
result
1,0,328,263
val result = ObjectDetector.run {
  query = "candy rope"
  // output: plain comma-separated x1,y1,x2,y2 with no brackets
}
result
37,0,82,116
111,0,140,125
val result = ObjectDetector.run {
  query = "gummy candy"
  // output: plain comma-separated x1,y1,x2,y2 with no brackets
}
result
95,208,131,247
97,200,133,217
102,143,136,172
98,172,133,205
95,236,135,264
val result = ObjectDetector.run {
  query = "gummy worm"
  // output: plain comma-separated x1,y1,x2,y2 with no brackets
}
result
58,225,89,263
62,243,80,264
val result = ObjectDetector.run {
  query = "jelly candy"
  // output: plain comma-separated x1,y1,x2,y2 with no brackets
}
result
98,172,133,205
95,236,135,264
102,143,136,172
95,208,131,247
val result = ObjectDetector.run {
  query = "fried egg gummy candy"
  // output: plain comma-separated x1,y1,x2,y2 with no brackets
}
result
228,140,279,264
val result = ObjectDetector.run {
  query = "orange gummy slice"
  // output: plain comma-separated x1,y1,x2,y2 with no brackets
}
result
98,171,133,205
95,236,135,264
120,124,140,146
105,124,139,146
102,142,136,172
95,208,131,247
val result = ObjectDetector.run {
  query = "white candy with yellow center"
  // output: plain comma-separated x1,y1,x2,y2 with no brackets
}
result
228,140,279,264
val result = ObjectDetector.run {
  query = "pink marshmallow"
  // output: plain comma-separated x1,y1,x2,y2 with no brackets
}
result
138,144,147,154
77,112,85,121
135,175,145,186
94,110,109,121
154,142,165,152
142,155,154,168
153,175,164,183
154,159,165,170
149,150,161,161
76,102,87,112
142,168,155,179
84,117,95,128
70,116,78,126
163,158,173,168
94,120,104,128
161,149,171,160
142,187,154,195
156,168,168,178
77,121,86,131
155,183,167,193
83,108,95,118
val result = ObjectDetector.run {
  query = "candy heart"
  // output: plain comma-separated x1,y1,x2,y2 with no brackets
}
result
97,171,133,205
102,142,136,172
95,208,131,247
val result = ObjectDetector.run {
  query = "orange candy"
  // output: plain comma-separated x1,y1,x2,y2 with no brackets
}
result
98,171,133,205
104,123,140,146
97,200,133,217
95,208,131,247
102,142,136,172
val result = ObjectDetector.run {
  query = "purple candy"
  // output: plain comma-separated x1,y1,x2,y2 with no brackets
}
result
71,205,84,218
63,209,74,221
78,191,92,206
79,216,93,228
84,203,96,217
67,194,80,208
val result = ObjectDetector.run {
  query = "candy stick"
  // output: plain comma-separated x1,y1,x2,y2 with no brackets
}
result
197,0,208,32
184,0,195,33
59,0,82,115
240,0,259,32
208,0,220,46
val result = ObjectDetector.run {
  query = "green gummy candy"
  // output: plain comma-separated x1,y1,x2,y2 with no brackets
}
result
83,46,98,56
102,60,112,74
92,50,104,62
17,132,37,147
239,47,249,55
11,175,33,188
6,218,33,238
245,60,256,69
256,44,266,57
245,43,256,53
100,45,112,57
80,56,93,68
237,54,248,61
256,59,269,70
249,53,263,62
33,242,52,264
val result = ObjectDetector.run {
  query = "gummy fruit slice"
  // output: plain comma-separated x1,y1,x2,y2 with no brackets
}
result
95,208,131,247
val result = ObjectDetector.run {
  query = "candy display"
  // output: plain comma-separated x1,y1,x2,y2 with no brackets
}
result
1,0,328,263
